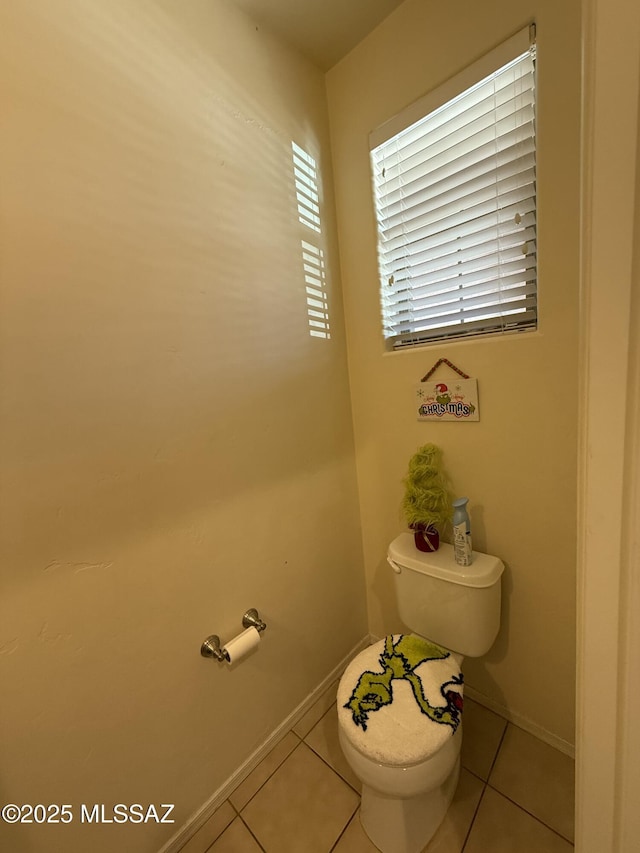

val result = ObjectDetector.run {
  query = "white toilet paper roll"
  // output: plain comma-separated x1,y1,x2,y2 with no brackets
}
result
223,626,260,664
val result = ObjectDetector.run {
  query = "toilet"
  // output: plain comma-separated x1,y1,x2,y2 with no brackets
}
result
337,532,504,853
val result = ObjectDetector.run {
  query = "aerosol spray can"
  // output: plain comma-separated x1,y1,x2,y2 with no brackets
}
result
453,497,473,566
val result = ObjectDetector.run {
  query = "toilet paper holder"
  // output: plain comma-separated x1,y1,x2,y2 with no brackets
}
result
201,608,267,662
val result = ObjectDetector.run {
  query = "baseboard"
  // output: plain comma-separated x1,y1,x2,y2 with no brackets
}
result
464,685,576,759
158,633,373,853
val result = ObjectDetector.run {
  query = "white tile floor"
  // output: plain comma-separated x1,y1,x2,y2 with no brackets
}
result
179,684,575,853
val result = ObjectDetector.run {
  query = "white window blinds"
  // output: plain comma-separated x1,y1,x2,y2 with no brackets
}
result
371,27,537,348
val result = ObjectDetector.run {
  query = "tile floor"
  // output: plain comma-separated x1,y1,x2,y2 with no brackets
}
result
179,683,575,853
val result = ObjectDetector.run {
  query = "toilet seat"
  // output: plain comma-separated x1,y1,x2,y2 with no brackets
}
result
337,634,463,767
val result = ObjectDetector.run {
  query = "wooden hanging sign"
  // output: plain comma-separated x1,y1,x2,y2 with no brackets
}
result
415,358,479,422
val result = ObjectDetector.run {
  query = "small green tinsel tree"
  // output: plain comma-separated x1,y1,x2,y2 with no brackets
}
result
402,443,454,535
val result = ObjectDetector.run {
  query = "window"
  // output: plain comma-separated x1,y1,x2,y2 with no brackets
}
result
371,26,537,348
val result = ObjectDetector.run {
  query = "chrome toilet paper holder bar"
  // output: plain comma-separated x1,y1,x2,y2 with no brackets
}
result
201,608,267,662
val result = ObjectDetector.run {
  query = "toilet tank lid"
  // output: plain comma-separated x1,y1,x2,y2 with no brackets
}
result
388,533,504,588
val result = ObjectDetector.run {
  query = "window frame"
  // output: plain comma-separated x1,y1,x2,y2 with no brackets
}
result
370,25,537,349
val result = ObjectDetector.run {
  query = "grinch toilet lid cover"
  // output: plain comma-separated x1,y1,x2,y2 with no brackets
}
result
337,634,464,767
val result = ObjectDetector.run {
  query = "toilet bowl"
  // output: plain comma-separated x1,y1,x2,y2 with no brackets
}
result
339,710,462,853
338,720,461,799
337,633,464,853
337,535,504,853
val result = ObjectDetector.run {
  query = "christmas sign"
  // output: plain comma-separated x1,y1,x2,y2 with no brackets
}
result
415,359,479,422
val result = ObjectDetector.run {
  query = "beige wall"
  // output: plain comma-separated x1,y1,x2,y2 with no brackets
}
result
327,0,581,747
0,1,366,851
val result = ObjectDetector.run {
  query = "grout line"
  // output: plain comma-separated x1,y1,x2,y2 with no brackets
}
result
484,783,575,846
233,739,304,814
301,706,361,795
461,764,488,784
461,712,509,851
230,734,358,853
485,719,509,782
238,813,267,852
200,807,237,853
460,780,488,852
303,740,362,796
328,801,360,852
483,720,575,845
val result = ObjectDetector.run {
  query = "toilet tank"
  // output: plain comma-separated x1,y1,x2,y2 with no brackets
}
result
388,533,505,658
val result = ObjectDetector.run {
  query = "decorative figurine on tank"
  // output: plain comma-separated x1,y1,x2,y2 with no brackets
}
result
402,443,454,552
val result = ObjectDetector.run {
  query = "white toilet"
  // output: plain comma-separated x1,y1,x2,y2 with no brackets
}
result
337,532,504,853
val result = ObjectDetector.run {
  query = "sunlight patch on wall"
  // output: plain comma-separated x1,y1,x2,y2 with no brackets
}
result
292,141,330,340
292,141,321,233
302,240,330,339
